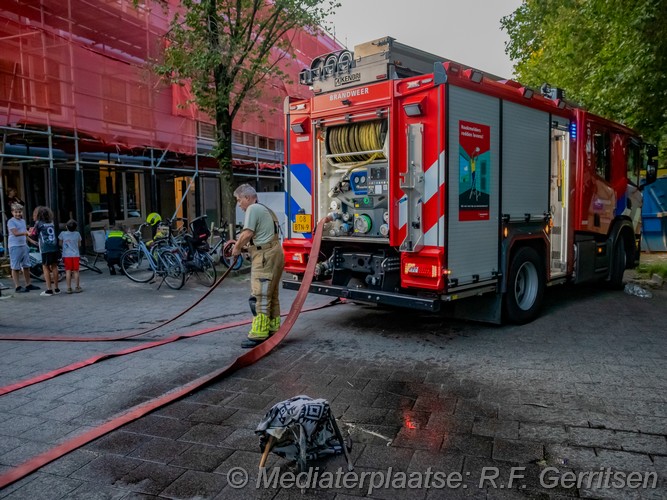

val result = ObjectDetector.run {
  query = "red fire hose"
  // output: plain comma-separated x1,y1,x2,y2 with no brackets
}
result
0,218,326,489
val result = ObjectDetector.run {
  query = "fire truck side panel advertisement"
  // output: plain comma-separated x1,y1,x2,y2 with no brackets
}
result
500,102,550,220
458,120,491,221
447,86,500,285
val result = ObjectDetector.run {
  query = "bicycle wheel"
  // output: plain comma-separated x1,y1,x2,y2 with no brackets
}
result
121,249,155,283
220,240,243,270
193,252,216,287
159,249,185,290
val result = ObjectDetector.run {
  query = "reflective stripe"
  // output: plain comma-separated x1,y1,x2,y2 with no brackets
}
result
289,163,312,239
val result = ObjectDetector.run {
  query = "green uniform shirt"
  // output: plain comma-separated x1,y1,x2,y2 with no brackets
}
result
243,203,276,245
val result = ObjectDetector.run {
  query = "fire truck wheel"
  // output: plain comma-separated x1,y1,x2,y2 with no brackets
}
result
607,237,626,290
503,246,545,324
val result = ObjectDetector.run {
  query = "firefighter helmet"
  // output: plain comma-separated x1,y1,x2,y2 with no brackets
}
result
146,212,162,226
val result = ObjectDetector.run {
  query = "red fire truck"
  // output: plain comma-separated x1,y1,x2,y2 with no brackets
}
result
282,37,656,324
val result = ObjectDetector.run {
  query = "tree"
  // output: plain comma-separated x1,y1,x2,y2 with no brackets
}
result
502,0,667,157
157,0,338,227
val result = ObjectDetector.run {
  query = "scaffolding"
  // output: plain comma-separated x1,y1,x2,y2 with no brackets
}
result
0,0,340,250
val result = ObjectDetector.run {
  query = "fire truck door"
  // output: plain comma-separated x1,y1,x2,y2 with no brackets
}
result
549,118,570,277
447,87,500,287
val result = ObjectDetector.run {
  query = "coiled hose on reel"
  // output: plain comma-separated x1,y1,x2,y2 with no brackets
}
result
326,120,387,168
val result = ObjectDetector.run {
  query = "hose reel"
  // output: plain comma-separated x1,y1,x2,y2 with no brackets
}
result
325,120,387,167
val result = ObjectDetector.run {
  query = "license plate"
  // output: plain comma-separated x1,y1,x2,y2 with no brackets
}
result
292,214,312,233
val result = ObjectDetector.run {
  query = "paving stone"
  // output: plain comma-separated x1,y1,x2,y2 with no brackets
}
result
372,392,416,410
455,399,498,419
355,444,415,471
69,455,144,486
18,420,82,443
0,472,82,500
0,439,53,466
299,385,343,404
544,444,599,470
332,388,379,408
211,377,273,395
158,469,226,499
221,410,265,430
40,449,100,476
60,482,129,500
178,423,235,447
126,437,190,464
408,450,464,474
85,431,152,456
492,439,544,463
342,406,388,426
425,414,473,438
0,415,45,437
214,449,264,478
185,405,237,425
518,422,569,444
225,393,276,412
441,433,493,458
384,409,431,429
122,415,195,440
117,461,185,495
393,428,445,452
221,428,260,453
595,449,656,472
168,443,234,472
342,422,399,446
471,418,519,440
412,395,457,414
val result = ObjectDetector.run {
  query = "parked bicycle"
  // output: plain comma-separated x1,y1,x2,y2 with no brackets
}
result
120,223,186,290
168,216,217,287
208,221,245,270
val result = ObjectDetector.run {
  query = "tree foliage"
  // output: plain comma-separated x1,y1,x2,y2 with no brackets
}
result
156,0,338,225
502,0,667,156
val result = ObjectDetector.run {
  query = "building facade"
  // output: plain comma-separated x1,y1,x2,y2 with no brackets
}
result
0,0,338,249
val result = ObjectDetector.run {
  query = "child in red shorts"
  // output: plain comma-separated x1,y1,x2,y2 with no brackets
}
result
58,219,83,293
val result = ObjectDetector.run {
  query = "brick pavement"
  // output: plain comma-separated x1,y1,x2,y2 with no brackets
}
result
0,266,665,499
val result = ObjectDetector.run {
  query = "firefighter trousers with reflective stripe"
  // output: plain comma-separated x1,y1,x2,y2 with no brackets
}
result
248,242,284,340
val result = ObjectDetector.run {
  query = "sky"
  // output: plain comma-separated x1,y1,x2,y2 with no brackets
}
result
329,0,523,79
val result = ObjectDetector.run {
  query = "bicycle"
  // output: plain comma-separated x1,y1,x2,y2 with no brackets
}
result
167,216,217,287
29,249,102,282
208,221,245,270
120,223,186,290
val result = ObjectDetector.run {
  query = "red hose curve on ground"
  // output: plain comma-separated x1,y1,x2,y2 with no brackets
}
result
0,218,326,490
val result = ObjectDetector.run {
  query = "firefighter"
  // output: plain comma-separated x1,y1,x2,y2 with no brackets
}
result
231,184,284,348
105,224,131,275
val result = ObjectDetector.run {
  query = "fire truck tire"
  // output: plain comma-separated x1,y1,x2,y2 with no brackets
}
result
607,237,626,290
503,246,545,324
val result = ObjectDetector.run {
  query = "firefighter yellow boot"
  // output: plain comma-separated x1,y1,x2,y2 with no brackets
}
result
242,314,270,348
268,317,281,335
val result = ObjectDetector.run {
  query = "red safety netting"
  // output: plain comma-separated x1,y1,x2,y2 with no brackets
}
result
0,0,340,154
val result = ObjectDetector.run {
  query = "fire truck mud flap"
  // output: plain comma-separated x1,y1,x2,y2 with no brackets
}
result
283,279,440,312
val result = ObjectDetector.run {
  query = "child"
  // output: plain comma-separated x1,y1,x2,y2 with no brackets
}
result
6,203,40,293
32,206,60,296
59,219,82,293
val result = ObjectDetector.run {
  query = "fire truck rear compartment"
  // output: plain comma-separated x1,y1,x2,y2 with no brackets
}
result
318,119,390,241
